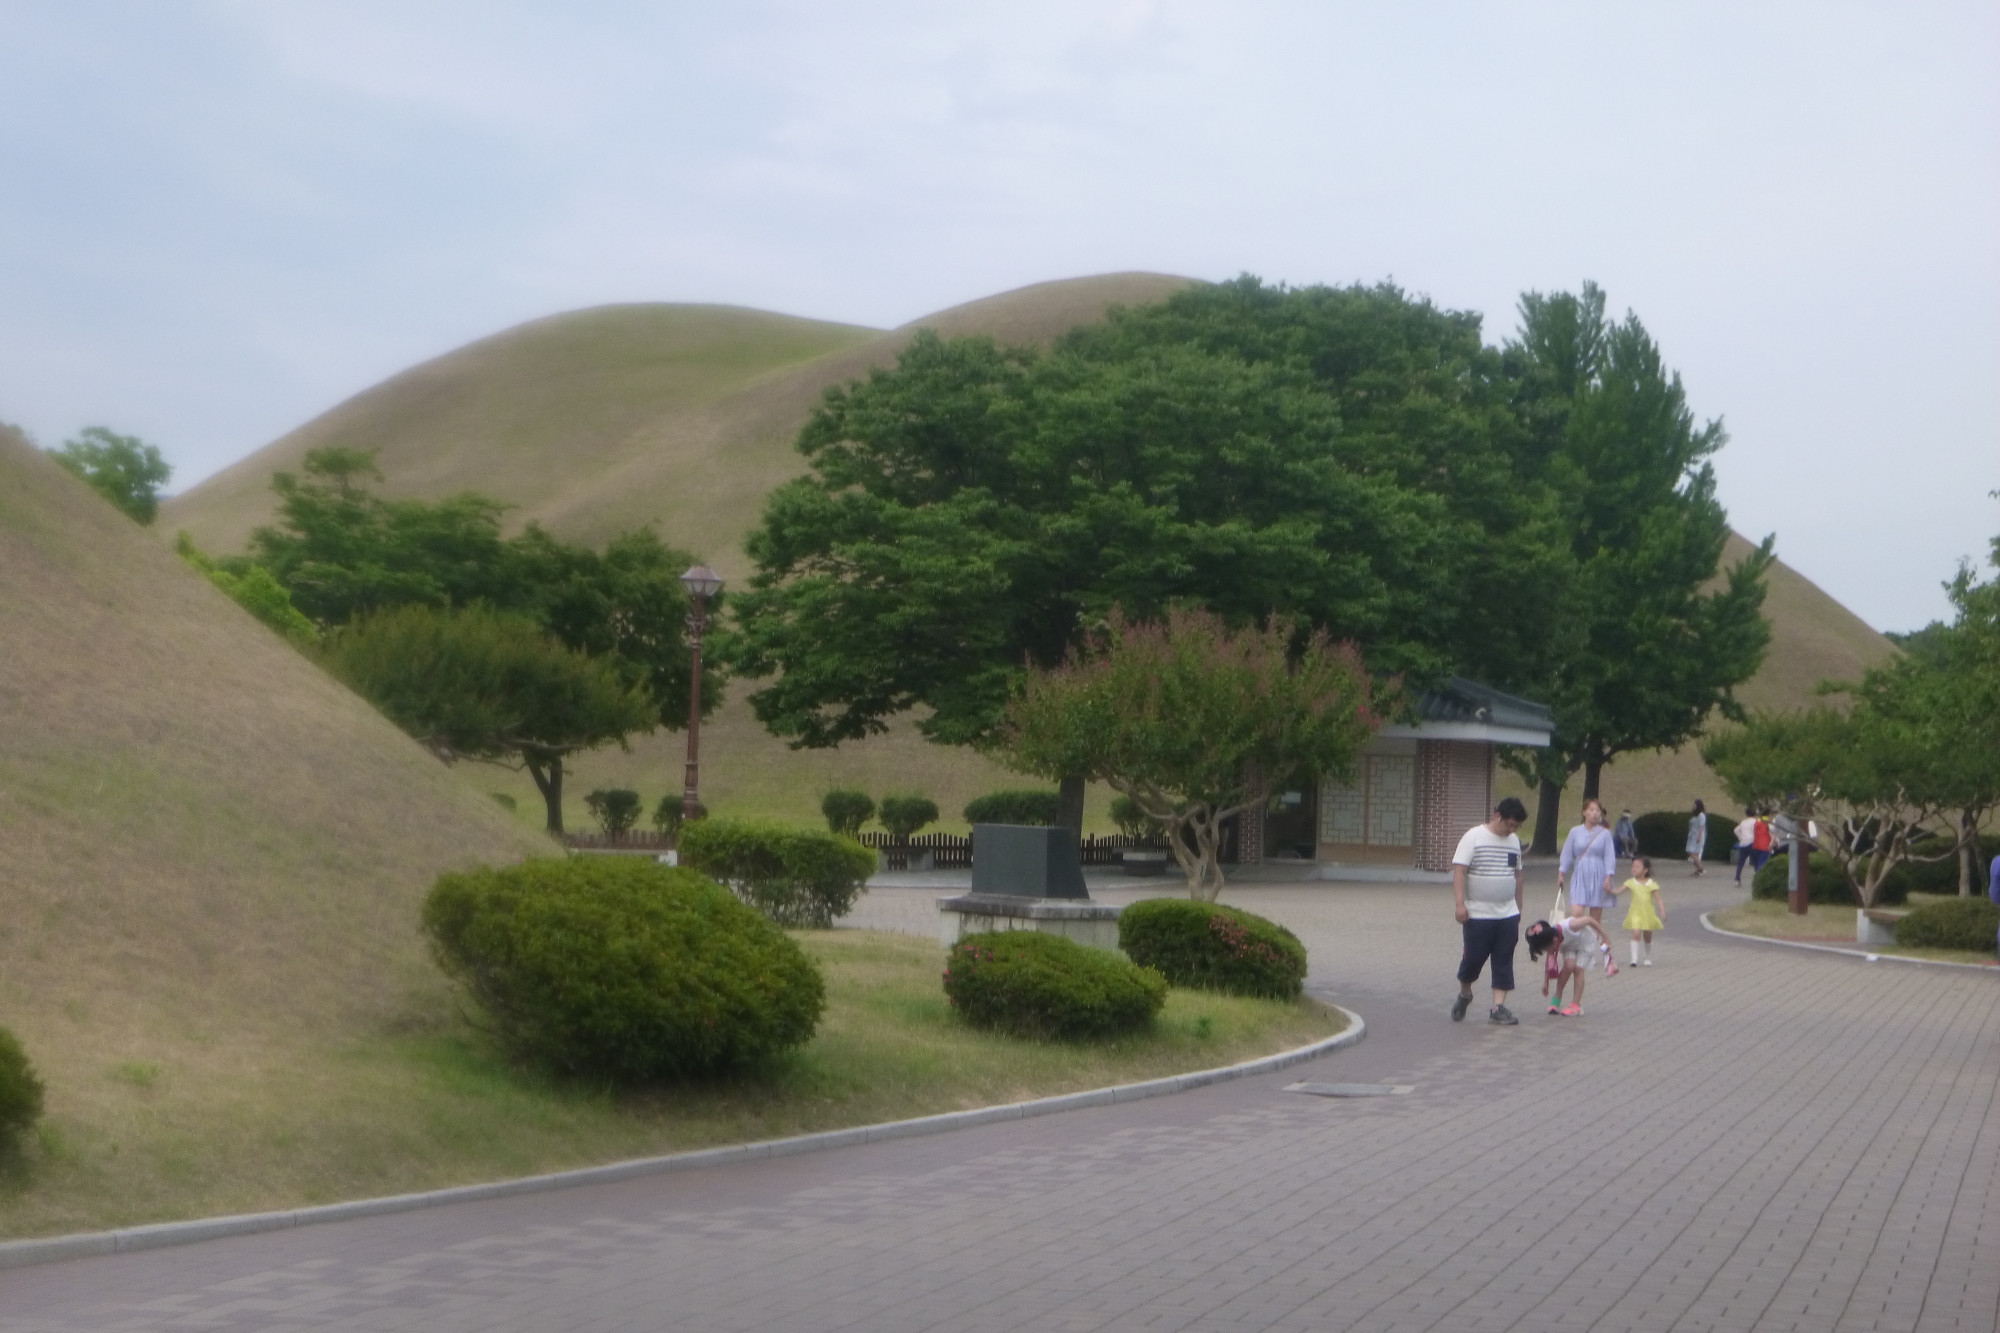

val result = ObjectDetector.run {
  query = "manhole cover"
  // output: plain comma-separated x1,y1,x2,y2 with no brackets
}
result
1285,1082,1413,1098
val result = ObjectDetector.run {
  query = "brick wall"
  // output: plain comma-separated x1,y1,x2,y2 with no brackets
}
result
1415,740,1494,871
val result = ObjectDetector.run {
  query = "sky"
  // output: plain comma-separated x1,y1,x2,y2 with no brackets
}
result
1,1,1994,632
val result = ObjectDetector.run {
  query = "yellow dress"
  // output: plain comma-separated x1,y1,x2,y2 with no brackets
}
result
1621,878,1663,931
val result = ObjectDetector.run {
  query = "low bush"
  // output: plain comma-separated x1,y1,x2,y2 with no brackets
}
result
877,793,940,840
583,788,642,836
1110,794,1163,841
1879,833,2000,896
0,1027,45,1155
1751,852,1910,906
820,789,875,837
678,818,876,928
963,789,1061,826
1118,899,1307,999
1632,810,1734,863
1895,897,2000,953
943,931,1166,1040
421,857,825,1083
650,795,706,836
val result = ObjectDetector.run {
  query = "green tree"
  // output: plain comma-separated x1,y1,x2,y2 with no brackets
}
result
50,426,172,524
243,447,720,731
724,279,1563,829
1701,705,1958,909
318,604,654,833
999,607,1381,901
1500,284,1774,852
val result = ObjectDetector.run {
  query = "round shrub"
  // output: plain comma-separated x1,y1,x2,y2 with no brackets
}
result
677,817,876,928
0,1027,45,1154
1879,834,2000,896
1752,852,1908,905
650,796,706,836
963,789,1061,827
820,789,875,837
1894,898,2000,953
877,793,940,840
583,788,642,836
1118,898,1307,999
943,931,1166,1040
422,857,825,1083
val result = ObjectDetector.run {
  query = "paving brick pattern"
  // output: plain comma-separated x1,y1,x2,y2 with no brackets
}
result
1,877,1994,1331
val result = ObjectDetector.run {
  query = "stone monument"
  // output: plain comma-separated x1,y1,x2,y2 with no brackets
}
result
938,823,1123,951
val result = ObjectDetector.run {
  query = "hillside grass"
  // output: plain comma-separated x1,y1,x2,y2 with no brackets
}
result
0,930,1342,1240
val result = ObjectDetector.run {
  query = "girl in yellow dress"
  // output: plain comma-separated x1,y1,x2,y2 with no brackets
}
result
1611,855,1667,966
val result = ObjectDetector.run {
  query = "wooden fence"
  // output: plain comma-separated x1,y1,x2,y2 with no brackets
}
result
560,827,1171,871
854,830,1168,871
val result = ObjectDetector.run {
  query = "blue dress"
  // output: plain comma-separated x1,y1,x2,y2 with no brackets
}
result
1560,823,1620,908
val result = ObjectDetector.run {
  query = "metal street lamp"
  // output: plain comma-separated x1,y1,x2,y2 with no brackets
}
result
679,564,724,823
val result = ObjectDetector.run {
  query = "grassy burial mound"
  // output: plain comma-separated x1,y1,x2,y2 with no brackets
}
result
164,273,1196,569
0,431,550,1235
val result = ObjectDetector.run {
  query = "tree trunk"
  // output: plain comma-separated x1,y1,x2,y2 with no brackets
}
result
1532,776,1563,855
1056,773,1086,840
1581,756,1603,803
526,753,565,834
1958,809,1977,896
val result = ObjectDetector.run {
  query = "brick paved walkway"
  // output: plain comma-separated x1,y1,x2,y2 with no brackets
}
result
2,876,1994,1332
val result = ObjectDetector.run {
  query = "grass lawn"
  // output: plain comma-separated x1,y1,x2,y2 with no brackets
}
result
1709,896,1997,967
0,930,1343,1241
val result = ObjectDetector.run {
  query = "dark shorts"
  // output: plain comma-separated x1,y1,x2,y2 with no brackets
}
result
1457,916,1519,992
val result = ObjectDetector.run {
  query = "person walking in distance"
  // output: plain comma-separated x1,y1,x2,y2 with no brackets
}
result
1558,798,1619,923
1732,809,1761,884
1686,799,1709,877
1451,797,1529,1026
1614,809,1638,860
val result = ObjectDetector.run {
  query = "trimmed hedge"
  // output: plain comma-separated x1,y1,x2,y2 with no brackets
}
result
943,931,1167,1039
1751,852,1910,906
1882,834,2000,896
650,795,705,835
963,789,1061,826
878,793,940,840
1632,810,1734,864
1118,899,1307,999
1110,794,1163,840
0,1026,44,1155
1894,898,2000,953
677,817,875,928
422,857,825,1082
583,788,642,836
820,789,875,837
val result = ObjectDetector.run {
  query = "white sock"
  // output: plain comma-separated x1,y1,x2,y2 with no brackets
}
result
1630,940,1641,965
1643,939,1653,963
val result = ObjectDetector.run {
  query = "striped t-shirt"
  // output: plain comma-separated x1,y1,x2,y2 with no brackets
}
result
1453,824,1522,919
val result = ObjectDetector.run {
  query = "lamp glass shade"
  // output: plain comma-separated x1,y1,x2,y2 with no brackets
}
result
679,564,724,599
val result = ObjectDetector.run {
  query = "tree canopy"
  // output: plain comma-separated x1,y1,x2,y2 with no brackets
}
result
50,426,172,524
1499,283,1773,850
726,276,1768,857
319,604,654,833
1000,608,1381,901
725,278,1563,757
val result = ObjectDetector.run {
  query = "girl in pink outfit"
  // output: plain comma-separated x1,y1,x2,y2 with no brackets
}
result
1526,914,1617,1016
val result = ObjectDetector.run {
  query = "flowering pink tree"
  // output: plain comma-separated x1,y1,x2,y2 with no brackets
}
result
1000,608,1384,901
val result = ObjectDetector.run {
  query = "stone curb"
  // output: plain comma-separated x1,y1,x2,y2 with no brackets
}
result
1699,912,1998,971
0,1003,1364,1272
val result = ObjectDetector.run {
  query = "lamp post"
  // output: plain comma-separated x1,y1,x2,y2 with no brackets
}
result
679,564,724,823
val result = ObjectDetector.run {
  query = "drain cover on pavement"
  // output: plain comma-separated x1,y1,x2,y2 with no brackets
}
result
1285,1082,1413,1098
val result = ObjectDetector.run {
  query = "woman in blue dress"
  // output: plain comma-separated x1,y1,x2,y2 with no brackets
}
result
1558,797,1620,922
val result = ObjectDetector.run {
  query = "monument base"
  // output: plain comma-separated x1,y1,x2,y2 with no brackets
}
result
938,893,1123,952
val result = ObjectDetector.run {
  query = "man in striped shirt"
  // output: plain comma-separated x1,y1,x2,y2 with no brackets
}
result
1450,797,1529,1026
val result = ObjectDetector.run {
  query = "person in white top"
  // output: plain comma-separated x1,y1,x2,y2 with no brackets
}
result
1450,797,1529,1026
